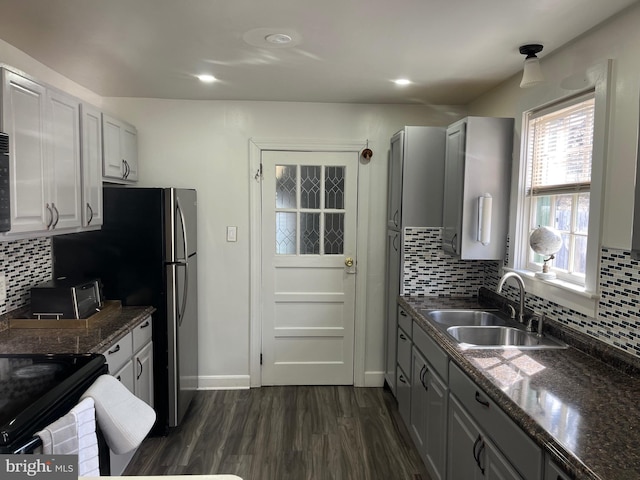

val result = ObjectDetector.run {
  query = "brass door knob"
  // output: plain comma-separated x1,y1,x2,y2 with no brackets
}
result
345,257,354,267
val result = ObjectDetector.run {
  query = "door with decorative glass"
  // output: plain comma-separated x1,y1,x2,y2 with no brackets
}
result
261,150,358,385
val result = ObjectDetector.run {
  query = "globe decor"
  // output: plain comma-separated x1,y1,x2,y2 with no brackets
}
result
529,226,563,279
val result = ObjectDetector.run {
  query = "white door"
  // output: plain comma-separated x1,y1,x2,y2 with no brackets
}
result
261,150,358,385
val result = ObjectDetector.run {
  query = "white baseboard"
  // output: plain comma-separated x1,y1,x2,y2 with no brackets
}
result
363,371,385,387
198,375,251,390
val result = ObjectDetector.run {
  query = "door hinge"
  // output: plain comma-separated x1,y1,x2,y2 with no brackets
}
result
254,163,263,182
260,353,263,365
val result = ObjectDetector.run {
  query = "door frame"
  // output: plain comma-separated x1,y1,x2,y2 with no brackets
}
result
249,138,370,388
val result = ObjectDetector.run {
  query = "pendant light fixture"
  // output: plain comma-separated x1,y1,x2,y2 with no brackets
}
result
519,44,544,88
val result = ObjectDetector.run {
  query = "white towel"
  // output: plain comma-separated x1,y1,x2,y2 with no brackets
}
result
36,397,100,477
81,374,156,455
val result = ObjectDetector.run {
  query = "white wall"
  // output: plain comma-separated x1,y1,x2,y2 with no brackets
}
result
102,98,466,385
469,3,640,251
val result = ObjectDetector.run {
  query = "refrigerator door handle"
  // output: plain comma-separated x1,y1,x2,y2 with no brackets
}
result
175,197,189,326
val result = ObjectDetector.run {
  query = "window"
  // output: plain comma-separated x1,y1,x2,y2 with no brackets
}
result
523,93,595,285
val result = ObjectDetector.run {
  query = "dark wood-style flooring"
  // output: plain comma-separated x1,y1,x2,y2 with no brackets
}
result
125,386,431,480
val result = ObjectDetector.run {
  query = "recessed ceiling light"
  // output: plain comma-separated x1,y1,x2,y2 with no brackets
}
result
394,79,412,86
265,33,292,45
197,74,217,83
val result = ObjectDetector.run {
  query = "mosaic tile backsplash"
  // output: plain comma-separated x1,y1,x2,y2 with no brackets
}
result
0,237,52,315
403,227,640,359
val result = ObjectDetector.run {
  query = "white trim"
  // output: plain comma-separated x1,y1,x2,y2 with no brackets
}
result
249,138,369,388
198,375,251,390
363,371,385,387
509,60,611,317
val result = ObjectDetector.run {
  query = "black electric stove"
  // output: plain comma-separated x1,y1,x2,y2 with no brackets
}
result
0,353,107,456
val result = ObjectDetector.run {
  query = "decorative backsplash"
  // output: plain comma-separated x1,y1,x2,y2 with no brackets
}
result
0,238,52,315
403,227,640,359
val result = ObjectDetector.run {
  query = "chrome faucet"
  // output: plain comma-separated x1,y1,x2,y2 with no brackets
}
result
496,272,529,330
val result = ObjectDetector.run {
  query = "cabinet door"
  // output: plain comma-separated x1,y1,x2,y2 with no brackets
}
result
425,366,448,480
442,120,465,255
80,104,103,227
387,130,403,229
1,69,49,233
134,341,154,407
384,229,400,395
122,122,138,181
396,366,411,427
46,89,82,230
410,348,428,455
485,437,523,480
102,113,125,180
447,395,484,480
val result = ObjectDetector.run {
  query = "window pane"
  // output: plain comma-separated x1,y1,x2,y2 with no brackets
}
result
276,165,297,208
325,166,345,209
324,213,344,254
573,235,588,275
300,166,321,209
553,195,573,232
576,193,590,234
300,213,320,254
554,233,570,271
275,212,296,254
531,196,552,228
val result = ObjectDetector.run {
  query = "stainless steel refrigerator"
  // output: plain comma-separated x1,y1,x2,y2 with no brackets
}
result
52,186,198,433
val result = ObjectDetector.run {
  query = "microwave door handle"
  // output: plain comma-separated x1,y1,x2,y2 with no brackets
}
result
175,197,189,326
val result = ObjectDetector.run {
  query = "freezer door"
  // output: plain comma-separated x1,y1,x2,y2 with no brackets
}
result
166,254,198,427
166,188,197,262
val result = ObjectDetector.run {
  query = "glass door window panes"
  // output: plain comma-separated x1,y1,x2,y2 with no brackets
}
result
275,164,346,255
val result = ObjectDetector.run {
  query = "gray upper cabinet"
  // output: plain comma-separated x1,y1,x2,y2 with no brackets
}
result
442,117,514,260
387,126,446,230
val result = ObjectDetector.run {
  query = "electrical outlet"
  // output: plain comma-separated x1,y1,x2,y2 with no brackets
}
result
0,274,6,303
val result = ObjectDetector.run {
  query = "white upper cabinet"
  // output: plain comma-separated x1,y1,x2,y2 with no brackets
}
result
2,68,82,235
102,113,138,183
80,103,103,227
1,69,49,234
46,89,82,231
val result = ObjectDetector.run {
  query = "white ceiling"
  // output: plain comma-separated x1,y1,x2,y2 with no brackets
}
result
0,0,636,104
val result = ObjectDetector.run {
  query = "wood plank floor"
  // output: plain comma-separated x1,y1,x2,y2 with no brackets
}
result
125,386,431,480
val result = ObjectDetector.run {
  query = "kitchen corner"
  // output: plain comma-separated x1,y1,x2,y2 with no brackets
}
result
0,302,155,355
399,288,640,480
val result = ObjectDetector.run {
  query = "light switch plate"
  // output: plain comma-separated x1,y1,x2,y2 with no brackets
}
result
226,226,237,242
0,274,6,303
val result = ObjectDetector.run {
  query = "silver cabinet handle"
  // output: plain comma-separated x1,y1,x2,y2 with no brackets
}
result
51,203,59,228
87,203,94,225
45,203,53,229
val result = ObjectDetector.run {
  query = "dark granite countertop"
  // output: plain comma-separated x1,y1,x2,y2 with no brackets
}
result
0,303,156,354
399,292,640,480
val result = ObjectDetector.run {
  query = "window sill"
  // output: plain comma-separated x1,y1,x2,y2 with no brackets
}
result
502,267,598,318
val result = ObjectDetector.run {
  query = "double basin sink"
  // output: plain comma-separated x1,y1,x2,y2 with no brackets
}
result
422,309,568,350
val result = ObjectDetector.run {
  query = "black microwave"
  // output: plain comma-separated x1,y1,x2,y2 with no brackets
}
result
30,278,103,319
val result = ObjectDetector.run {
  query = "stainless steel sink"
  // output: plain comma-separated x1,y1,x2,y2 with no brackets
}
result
446,325,568,350
422,309,508,327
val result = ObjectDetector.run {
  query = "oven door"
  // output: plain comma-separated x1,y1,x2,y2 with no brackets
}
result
0,354,109,472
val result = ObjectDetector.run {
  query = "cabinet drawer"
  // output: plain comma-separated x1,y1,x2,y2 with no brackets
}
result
397,326,412,377
413,322,448,382
398,306,412,335
102,331,133,373
132,316,153,352
449,362,542,480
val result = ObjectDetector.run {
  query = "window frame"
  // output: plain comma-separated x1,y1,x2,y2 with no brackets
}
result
508,61,611,317
522,92,595,285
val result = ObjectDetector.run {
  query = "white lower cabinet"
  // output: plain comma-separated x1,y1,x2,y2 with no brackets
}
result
101,317,153,475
